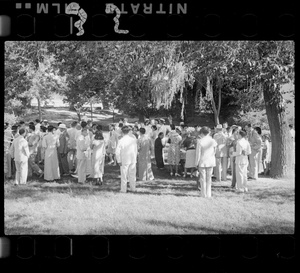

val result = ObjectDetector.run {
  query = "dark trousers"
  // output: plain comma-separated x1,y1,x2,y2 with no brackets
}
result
231,157,236,187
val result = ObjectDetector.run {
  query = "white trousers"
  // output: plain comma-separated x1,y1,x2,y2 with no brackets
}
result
15,160,28,185
215,157,228,181
120,163,136,192
249,151,259,179
236,163,248,190
198,167,213,198
77,158,87,183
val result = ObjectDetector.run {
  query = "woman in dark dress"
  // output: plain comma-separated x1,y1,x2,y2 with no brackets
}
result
154,132,165,169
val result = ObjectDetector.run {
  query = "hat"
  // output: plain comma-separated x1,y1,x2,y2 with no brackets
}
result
216,124,223,129
159,118,165,122
58,123,67,129
180,122,184,126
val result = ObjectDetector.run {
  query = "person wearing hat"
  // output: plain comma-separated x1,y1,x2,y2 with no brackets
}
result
213,124,229,182
57,123,70,176
42,125,60,182
158,118,167,140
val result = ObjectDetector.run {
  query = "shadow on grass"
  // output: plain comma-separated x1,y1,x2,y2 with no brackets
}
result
143,219,294,234
5,163,294,203
251,189,295,203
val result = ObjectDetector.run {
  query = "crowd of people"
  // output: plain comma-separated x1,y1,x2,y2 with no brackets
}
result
4,117,295,197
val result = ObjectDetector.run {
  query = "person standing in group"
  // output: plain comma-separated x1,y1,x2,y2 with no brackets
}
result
107,124,117,165
195,127,217,197
76,128,90,183
123,118,129,126
91,131,106,185
149,125,158,159
57,124,70,176
27,124,44,179
228,127,240,189
213,124,229,182
9,128,30,185
137,128,154,181
289,124,295,168
4,124,13,179
158,118,167,136
67,121,78,173
80,121,92,177
34,119,41,133
42,125,60,182
36,126,47,164
132,126,139,139
254,126,263,174
261,134,271,175
115,126,138,193
143,119,152,137
232,130,252,193
155,132,165,169
182,129,197,178
167,124,182,177
245,124,262,180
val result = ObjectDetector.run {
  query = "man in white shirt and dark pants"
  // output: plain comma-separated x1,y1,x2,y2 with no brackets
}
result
115,126,138,193
232,130,252,193
10,128,30,185
195,126,217,198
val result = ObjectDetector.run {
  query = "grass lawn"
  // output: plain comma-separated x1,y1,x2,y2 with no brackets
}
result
4,164,295,235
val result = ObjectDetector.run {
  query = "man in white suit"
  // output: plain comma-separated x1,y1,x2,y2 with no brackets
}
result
115,126,138,193
213,124,228,181
195,126,217,198
10,128,30,185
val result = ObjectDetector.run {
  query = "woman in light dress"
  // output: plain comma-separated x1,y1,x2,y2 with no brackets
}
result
261,134,271,175
182,129,197,178
91,131,106,185
106,124,117,165
42,125,60,182
167,124,182,176
149,125,158,158
137,128,154,181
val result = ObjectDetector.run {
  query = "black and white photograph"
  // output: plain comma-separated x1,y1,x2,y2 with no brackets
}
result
4,40,295,234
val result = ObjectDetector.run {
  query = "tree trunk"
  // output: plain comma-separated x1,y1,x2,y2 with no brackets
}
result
112,108,115,123
90,102,93,121
76,109,81,121
207,76,220,126
217,79,222,121
37,97,42,121
263,83,293,178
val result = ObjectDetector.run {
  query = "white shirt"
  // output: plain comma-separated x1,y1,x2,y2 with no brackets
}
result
67,127,78,149
10,135,30,162
233,138,252,165
76,135,90,159
195,135,217,167
115,134,138,165
290,128,295,140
